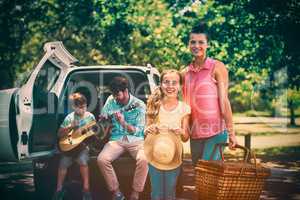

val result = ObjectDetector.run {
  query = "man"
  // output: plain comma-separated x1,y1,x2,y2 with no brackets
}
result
97,76,148,200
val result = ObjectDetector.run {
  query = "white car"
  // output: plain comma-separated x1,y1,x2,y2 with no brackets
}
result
0,41,161,199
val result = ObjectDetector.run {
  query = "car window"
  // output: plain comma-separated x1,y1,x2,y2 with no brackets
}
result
32,61,61,109
58,69,150,121
153,74,160,85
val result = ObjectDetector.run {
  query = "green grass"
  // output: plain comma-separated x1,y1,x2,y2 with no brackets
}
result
254,146,300,156
235,131,300,136
234,108,300,118
234,110,271,117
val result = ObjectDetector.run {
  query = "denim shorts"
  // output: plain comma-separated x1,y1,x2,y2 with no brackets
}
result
59,147,89,169
190,130,228,166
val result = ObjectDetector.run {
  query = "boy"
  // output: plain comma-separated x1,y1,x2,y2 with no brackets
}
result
53,93,95,200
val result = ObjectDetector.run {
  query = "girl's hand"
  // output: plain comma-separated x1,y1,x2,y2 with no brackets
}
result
169,127,183,135
145,124,159,135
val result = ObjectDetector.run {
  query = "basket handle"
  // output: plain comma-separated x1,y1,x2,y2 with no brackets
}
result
210,143,251,163
210,143,259,177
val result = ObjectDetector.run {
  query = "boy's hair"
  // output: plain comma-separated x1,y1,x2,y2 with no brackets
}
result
69,93,87,107
109,76,129,94
190,22,210,41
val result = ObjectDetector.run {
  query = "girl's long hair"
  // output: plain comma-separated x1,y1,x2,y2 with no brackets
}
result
146,69,182,125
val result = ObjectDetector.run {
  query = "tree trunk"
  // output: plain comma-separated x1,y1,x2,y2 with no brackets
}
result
288,99,296,126
0,69,14,90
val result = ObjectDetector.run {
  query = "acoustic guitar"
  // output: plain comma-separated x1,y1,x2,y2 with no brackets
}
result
58,102,140,153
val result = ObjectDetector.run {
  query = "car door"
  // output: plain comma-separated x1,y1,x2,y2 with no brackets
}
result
0,41,78,161
0,88,19,161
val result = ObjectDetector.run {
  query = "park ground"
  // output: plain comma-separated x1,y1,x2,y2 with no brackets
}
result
0,116,300,200
179,116,300,200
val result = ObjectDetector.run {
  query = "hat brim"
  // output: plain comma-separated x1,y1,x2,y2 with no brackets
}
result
144,131,182,170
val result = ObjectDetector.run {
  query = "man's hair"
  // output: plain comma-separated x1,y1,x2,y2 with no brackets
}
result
69,93,87,107
190,22,210,41
109,76,129,94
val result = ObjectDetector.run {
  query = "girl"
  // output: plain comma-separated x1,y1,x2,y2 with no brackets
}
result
144,69,191,200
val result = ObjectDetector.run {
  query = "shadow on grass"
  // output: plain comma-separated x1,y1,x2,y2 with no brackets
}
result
182,146,300,200
0,171,35,200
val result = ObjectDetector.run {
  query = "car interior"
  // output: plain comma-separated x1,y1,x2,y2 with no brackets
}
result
57,69,151,154
29,66,151,154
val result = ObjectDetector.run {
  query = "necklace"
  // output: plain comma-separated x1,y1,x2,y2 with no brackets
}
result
189,57,207,72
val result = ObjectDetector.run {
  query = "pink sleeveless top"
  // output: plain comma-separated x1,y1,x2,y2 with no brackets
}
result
182,58,226,139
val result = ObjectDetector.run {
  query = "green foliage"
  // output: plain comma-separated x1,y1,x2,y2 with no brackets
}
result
15,0,97,84
287,88,300,107
0,0,45,88
0,0,299,124
92,0,185,70
229,68,270,112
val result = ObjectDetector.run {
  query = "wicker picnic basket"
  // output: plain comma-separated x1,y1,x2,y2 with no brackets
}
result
195,143,271,200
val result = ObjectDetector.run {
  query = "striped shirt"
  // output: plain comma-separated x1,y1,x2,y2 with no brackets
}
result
60,111,96,129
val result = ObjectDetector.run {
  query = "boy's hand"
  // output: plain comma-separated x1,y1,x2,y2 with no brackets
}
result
71,121,79,130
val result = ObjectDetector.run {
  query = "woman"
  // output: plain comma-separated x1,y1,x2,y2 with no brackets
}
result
182,23,238,166
144,69,191,200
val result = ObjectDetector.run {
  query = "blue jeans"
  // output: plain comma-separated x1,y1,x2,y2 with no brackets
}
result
190,130,228,166
148,164,180,200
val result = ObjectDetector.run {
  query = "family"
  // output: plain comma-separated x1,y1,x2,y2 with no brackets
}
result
53,23,238,200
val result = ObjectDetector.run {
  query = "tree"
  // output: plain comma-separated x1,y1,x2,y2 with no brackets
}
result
0,0,44,89
287,88,300,126
92,0,185,70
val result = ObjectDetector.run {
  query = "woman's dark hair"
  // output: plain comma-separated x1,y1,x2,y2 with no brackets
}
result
109,76,129,94
190,22,210,41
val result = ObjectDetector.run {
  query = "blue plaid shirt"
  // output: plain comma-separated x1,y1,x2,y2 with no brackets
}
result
101,94,146,142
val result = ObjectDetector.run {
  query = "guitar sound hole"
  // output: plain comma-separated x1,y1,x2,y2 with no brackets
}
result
91,125,98,132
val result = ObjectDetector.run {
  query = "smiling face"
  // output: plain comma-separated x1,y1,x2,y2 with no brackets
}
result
189,33,209,58
73,104,87,117
161,72,181,99
113,89,130,105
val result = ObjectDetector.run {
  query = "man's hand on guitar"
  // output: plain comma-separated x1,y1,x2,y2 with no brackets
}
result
114,112,125,124
98,114,109,122
114,111,136,133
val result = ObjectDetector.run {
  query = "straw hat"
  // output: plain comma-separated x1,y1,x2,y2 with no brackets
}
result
144,130,182,170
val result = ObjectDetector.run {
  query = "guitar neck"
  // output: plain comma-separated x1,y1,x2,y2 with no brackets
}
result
107,108,125,118
107,102,139,118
